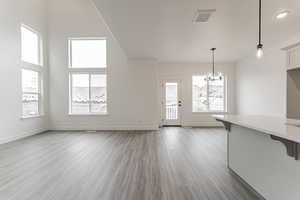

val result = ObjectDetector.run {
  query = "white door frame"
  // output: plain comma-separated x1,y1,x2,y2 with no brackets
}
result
160,79,182,126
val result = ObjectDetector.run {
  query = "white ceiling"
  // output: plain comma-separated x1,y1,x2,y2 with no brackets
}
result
93,0,300,62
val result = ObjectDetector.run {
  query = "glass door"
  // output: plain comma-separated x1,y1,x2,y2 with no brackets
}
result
162,80,182,126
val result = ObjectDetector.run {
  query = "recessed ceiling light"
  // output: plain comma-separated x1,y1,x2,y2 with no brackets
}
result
276,10,290,19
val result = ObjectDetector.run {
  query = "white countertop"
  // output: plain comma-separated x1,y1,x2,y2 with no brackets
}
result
213,114,300,143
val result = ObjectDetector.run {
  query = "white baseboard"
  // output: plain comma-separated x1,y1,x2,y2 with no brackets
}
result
0,128,48,145
50,122,160,131
182,121,224,127
0,122,223,145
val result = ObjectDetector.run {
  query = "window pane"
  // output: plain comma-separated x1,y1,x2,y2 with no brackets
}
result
192,76,208,112
208,79,224,111
22,69,39,93
71,74,89,114
22,93,39,116
70,39,106,68
91,74,107,113
21,26,40,65
165,83,178,120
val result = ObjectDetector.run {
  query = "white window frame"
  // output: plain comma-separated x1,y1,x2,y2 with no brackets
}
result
21,24,43,66
21,24,44,119
68,37,107,69
68,37,108,115
192,75,227,113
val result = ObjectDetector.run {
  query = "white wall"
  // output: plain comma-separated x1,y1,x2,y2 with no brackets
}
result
0,0,49,144
48,0,159,130
0,0,239,139
157,62,236,127
236,48,286,117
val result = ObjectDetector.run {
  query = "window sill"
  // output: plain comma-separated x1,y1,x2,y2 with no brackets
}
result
21,115,44,120
68,113,109,116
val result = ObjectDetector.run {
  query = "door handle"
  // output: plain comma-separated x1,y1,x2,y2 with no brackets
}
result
178,100,182,107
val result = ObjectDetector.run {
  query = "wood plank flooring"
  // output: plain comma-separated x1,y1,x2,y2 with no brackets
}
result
0,128,259,200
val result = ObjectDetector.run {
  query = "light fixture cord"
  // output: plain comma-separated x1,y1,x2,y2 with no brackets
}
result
212,49,215,76
258,0,262,45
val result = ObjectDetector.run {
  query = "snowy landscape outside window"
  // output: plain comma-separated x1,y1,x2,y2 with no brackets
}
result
192,75,226,112
22,69,40,117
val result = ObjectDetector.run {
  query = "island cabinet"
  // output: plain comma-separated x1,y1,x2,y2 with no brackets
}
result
213,114,300,200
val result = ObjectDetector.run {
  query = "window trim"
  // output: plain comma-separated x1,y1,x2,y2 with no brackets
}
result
20,24,44,118
68,71,107,115
21,69,43,118
192,75,227,113
68,37,108,115
21,24,43,66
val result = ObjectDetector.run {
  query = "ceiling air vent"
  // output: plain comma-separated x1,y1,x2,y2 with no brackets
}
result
193,9,216,23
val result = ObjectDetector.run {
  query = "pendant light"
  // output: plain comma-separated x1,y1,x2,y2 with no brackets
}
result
256,0,263,59
206,48,222,81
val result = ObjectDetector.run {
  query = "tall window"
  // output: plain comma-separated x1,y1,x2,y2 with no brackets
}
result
21,25,43,118
68,38,107,115
192,76,226,112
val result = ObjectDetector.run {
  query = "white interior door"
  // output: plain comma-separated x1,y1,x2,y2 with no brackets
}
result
162,80,182,126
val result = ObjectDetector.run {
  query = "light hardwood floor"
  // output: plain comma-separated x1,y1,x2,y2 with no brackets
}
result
0,128,259,200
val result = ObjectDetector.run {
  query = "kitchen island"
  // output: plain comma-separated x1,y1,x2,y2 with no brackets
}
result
213,115,300,200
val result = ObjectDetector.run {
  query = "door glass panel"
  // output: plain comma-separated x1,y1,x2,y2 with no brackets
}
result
165,82,178,120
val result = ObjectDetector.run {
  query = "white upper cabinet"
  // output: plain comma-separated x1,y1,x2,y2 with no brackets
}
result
284,43,300,71
288,48,300,70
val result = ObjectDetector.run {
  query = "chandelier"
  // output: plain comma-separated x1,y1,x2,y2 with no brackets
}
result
206,48,222,81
